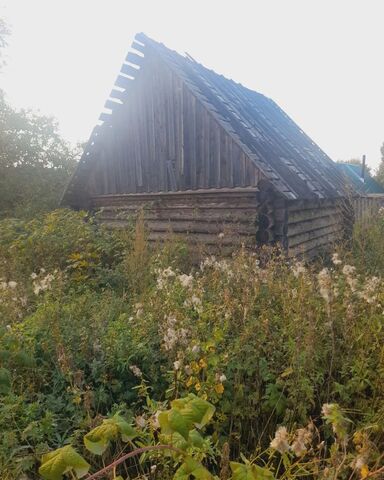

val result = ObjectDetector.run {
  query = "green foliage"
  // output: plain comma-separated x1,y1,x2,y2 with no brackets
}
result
0,90,79,218
39,445,90,480
1,208,384,478
84,413,137,455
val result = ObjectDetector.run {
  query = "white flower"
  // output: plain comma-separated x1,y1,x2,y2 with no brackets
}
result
178,274,193,288
218,232,225,239
317,268,331,304
8,281,17,289
151,465,157,474
219,374,227,383
291,425,313,457
292,262,306,278
135,415,146,429
270,426,290,454
30,272,38,279
173,360,181,371
130,365,143,377
331,253,342,266
342,265,356,277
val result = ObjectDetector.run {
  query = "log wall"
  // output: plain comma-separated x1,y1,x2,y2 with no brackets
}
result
285,198,348,258
92,188,262,250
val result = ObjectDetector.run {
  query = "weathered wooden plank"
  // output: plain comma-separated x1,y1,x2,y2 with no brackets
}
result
104,99,122,111
121,63,139,77
288,223,343,248
287,215,342,237
115,75,132,89
288,206,340,224
109,89,126,102
125,51,144,66
131,40,146,54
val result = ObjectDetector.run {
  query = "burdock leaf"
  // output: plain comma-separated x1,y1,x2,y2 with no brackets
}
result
39,445,90,480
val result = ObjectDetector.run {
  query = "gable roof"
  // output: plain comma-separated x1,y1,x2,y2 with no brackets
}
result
336,163,384,194
63,33,354,206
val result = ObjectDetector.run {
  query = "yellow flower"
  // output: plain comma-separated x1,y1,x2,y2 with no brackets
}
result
199,358,208,369
186,376,194,387
195,382,201,392
191,361,200,373
360,465,369,479
215,383,224,394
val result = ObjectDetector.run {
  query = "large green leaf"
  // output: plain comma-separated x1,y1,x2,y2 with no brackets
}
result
39,445,90,480
174,456,213,479
84,412,138,455
160,429,205,453
230,462,275,480
159,394,215,441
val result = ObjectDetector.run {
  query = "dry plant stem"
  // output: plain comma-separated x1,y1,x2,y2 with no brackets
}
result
85,445,185,480
366,464,384,478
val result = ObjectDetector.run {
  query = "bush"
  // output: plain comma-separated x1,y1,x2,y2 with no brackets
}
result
1,209,384,478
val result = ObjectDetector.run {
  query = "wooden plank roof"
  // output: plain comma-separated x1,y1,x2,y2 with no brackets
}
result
62,33,355,206
135,33,349,200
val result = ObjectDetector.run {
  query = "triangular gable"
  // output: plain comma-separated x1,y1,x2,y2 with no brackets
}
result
62,33,354,207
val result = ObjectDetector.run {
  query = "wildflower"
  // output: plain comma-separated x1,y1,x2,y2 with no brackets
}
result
156,266,176,290
150,411,160,430
219,374,227,382
173,360,181,371
292,262,306,278
291,425,313,457
32,272,55,295
331,253,342,266
200,256,216,271
359,276,380,304
218,232,225,239
342,265,356,276
178,274,193,288
135,415,146,429
30,272,38,279
151,465,157,474
317,268,331,304
270,426,290,454
184,365,193,375
130,365,143,377
215,383,224,394
135,303,143,318
342,265,357,292
8,281,17,289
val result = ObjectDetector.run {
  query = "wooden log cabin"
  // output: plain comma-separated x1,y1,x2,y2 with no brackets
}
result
62,33,363,258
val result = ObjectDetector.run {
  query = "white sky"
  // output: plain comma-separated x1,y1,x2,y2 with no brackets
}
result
1,0,383,170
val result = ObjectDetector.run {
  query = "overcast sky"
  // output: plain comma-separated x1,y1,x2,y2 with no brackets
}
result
1,0,383,169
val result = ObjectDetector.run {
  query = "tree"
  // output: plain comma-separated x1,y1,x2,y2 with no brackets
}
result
0,91,79,218
375,142,384,187
0,18,79,218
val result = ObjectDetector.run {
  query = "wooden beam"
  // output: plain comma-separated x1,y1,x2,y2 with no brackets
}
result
125,51,144,66
121,63,139,77
99,112,112,123
109,89,126,102
115,75,132,89
131,41,146,54
104,99,122,111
